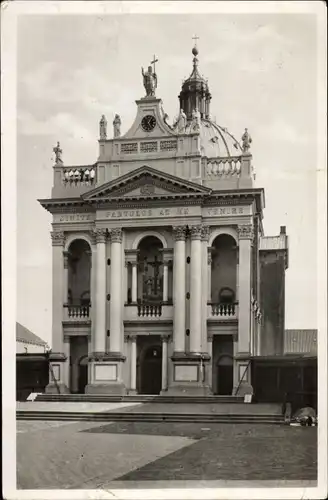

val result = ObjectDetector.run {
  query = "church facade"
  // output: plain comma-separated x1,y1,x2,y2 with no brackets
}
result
39,46,288,396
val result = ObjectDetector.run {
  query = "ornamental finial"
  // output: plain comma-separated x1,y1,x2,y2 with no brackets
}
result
53,141,63,165
241,128,252,153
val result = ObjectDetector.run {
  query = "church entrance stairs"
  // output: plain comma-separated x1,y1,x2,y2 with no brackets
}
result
17,400,285,424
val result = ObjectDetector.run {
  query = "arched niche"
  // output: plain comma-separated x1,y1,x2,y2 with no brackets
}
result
132,230,168,250
211,234,238,304
67,239,92,306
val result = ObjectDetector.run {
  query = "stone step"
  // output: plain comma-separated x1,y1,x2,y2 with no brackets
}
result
35,394,245,404
16,410,285,424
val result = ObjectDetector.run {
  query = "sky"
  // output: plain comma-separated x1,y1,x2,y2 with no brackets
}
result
16,10,319,343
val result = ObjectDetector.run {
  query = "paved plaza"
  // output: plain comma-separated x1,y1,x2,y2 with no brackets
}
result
17,416,317,489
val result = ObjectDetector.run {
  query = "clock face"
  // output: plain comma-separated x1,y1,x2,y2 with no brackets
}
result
141,115,156,132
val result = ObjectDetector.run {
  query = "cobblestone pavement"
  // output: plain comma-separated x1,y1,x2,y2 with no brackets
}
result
17,420,317,489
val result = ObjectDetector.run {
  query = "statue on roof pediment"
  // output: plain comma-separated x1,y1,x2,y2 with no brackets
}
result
142,65,157,97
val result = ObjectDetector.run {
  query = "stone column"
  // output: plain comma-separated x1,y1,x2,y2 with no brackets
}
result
201,226,210,352
207,333,213,389
131,262,138,303
50,231,65,353
172,226,187,352
89,242,97,353
237,224,253,354
189,225,203,353
109,228,123,353
63,250,70,305
236,248,239,301
130,335,137,393
161,335,169,391
207,248,212,302
94,229,107,354
163,261,169,302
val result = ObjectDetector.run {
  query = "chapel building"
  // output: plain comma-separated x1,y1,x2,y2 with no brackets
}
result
39,45,288,396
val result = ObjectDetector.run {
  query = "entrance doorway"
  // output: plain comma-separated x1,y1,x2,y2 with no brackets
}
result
69,336,88,393
78,356,88,393
137,340,162,394
217,355,233,395
212,335,234,395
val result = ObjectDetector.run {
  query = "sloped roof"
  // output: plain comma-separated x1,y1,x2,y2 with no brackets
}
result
16,322,47,347
284,329,317,355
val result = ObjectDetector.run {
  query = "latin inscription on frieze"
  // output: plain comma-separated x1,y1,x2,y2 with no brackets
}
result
54,214,95,223
205,207,247,216
100,207,195,220
96,205,249,220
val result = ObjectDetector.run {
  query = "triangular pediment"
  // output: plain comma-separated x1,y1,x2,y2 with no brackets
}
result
82,166,212,202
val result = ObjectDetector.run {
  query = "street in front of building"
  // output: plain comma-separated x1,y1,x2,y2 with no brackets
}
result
17,418,317,489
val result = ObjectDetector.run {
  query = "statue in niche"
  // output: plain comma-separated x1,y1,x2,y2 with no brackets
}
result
241,128,252,152
142,65,157,97
113,114,121,138
191,108,201,132
144,276,154,298
99,115,107,140
174,109,187,133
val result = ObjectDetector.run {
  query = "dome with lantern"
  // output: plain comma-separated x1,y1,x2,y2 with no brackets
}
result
177,45,243,158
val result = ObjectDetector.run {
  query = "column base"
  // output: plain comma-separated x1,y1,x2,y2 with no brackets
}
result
87,352,126,395
167,352,212,397
45,383,70,394
127,389,138,396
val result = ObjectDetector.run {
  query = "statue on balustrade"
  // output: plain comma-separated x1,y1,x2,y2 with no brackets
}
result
113,114,121,138
241,128,252,152
191,108,201,132
173,108,187,134
53,141,63,164
99,115,107,139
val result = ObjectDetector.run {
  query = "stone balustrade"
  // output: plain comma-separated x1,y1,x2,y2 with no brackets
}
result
62,166,96,186
206,156,241,178
124,304,173,321
63,304,91,320
208,302,238,319
137,304,162,317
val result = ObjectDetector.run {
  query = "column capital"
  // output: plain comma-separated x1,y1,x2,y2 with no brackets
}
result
63,250,70,269
190,225,203,240
172,226,187,241
110,228,123,243
207,333,214,342
51,231,65,246
201,225,210,241
238,224,254,240
93,228,107,244
124,333,137,342
161,334,171,342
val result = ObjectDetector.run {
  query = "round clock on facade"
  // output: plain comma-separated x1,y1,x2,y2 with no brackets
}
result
141,115,156,132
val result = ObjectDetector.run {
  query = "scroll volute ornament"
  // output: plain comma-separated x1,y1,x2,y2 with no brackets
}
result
94,228,107,244
110,228,123,243
50,231,65,246
190,225,203,240
237,224,254,240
